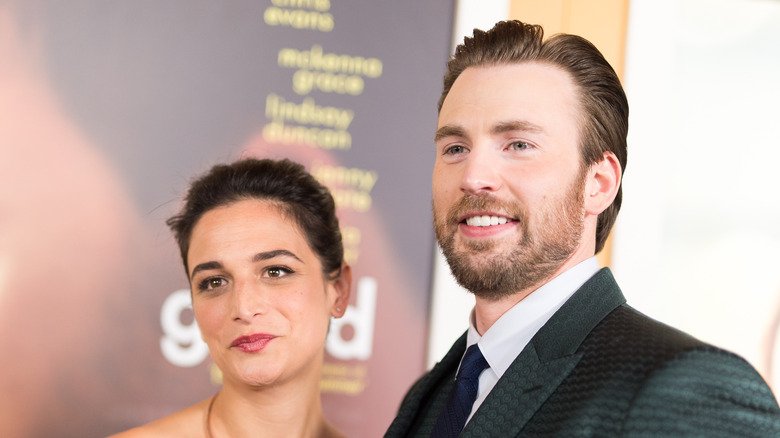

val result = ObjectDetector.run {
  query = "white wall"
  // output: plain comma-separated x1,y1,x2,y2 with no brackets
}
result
614,0,780,384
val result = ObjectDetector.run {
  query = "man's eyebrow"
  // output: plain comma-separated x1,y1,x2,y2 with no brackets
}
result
434,125,466,141
435,120,544,142
252,249,303,264
492,120,545,135
189,261,222,281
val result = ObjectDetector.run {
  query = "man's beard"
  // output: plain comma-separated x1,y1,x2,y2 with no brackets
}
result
433,175,586,301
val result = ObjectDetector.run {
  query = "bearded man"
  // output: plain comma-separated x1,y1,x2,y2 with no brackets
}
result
385,20,780,438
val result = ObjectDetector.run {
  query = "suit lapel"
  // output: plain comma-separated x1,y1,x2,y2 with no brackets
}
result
384,333,467,436
462,341,582,437
462,268,626,437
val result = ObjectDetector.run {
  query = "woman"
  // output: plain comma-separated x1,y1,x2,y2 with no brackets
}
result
112,158,351,438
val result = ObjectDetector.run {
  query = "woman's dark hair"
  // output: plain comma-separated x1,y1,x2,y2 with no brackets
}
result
167,158,343,278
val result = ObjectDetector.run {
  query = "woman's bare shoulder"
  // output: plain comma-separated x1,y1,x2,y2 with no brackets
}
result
108,398,212,438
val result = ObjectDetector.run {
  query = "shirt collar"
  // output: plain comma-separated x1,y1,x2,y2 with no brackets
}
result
466,257,600,377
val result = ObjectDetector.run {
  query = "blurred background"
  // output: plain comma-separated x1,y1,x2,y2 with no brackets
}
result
1,0,778,437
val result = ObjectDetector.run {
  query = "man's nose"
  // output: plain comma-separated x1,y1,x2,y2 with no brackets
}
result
460,145,502,195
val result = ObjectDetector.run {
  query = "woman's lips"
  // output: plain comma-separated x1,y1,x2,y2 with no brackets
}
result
230,333,277,353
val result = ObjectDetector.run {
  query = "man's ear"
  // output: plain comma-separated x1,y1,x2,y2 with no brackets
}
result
584,151,621,216
329,262,352,318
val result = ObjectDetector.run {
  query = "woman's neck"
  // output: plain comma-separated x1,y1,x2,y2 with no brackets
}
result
207,375,337,438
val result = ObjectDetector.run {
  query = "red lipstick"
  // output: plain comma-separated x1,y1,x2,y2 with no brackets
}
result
230,333,276,353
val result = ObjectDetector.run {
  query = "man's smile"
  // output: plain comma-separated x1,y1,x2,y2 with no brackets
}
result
464,215,514,227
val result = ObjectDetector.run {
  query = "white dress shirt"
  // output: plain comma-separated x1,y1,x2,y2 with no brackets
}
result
462,256,600,423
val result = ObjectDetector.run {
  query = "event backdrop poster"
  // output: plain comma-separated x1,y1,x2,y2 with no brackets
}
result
0,1,454,436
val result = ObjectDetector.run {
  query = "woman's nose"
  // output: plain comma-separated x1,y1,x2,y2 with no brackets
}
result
231,280,267,322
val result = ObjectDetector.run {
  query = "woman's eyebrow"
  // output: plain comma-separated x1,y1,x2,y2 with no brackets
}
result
189,261,222,281
189,250,304,281
252,249,303,263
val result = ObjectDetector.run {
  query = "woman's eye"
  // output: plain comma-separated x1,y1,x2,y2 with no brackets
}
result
265,266,294,278
198,277,226,291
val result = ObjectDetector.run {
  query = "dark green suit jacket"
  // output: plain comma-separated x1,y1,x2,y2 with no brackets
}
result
385,268,780,437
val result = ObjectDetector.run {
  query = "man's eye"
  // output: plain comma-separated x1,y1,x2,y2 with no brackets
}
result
444,145,467,155
509,141,531,151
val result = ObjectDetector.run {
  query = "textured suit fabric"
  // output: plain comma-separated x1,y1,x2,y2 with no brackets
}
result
385,268,780,437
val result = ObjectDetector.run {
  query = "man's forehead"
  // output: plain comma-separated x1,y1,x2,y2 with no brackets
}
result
438,64,581,129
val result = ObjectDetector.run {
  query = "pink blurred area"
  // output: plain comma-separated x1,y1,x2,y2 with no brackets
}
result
0,8,208,436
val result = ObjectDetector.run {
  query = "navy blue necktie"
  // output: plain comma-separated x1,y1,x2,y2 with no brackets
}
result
431,344,489,437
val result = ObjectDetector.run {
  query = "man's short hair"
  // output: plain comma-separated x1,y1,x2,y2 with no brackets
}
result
439,20,628,253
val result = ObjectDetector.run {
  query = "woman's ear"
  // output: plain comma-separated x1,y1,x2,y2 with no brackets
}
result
584,151,622,216
330,262,352,318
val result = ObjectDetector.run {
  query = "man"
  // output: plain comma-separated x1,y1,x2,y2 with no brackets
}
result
385,20,780,437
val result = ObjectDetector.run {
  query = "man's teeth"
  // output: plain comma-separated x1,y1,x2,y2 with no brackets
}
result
465,215,509,227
